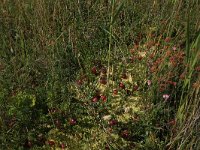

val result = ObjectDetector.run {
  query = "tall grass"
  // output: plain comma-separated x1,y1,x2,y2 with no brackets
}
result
169,28,200,150
0,0,199,149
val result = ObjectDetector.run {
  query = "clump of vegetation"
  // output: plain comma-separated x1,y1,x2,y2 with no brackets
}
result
0,0,199,149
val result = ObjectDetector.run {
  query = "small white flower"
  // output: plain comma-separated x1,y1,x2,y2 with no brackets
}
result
147,80,151,86
163,94,170,101
172,46,177,51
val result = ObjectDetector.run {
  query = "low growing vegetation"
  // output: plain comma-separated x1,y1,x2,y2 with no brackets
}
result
0,0,199,149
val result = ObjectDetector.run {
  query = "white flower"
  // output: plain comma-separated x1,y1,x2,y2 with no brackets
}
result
163,94,170,101
147,80,151,86
172,46,177,51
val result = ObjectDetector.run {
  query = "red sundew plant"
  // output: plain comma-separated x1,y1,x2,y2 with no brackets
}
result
119,82,125,89
47,140,55,147
91,66,99,75
133,85,139,91
168,119,176,126
100,77,107,85
121,130,129,139
195,66,200,71
59,143,66,149
76,79,83,86
113,89,118,95
92,96,99,103
69,118,77,126
100,95,107,102
165,37,171,43
109,119,118,126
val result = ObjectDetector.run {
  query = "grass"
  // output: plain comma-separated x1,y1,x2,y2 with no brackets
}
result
0,0,199,149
